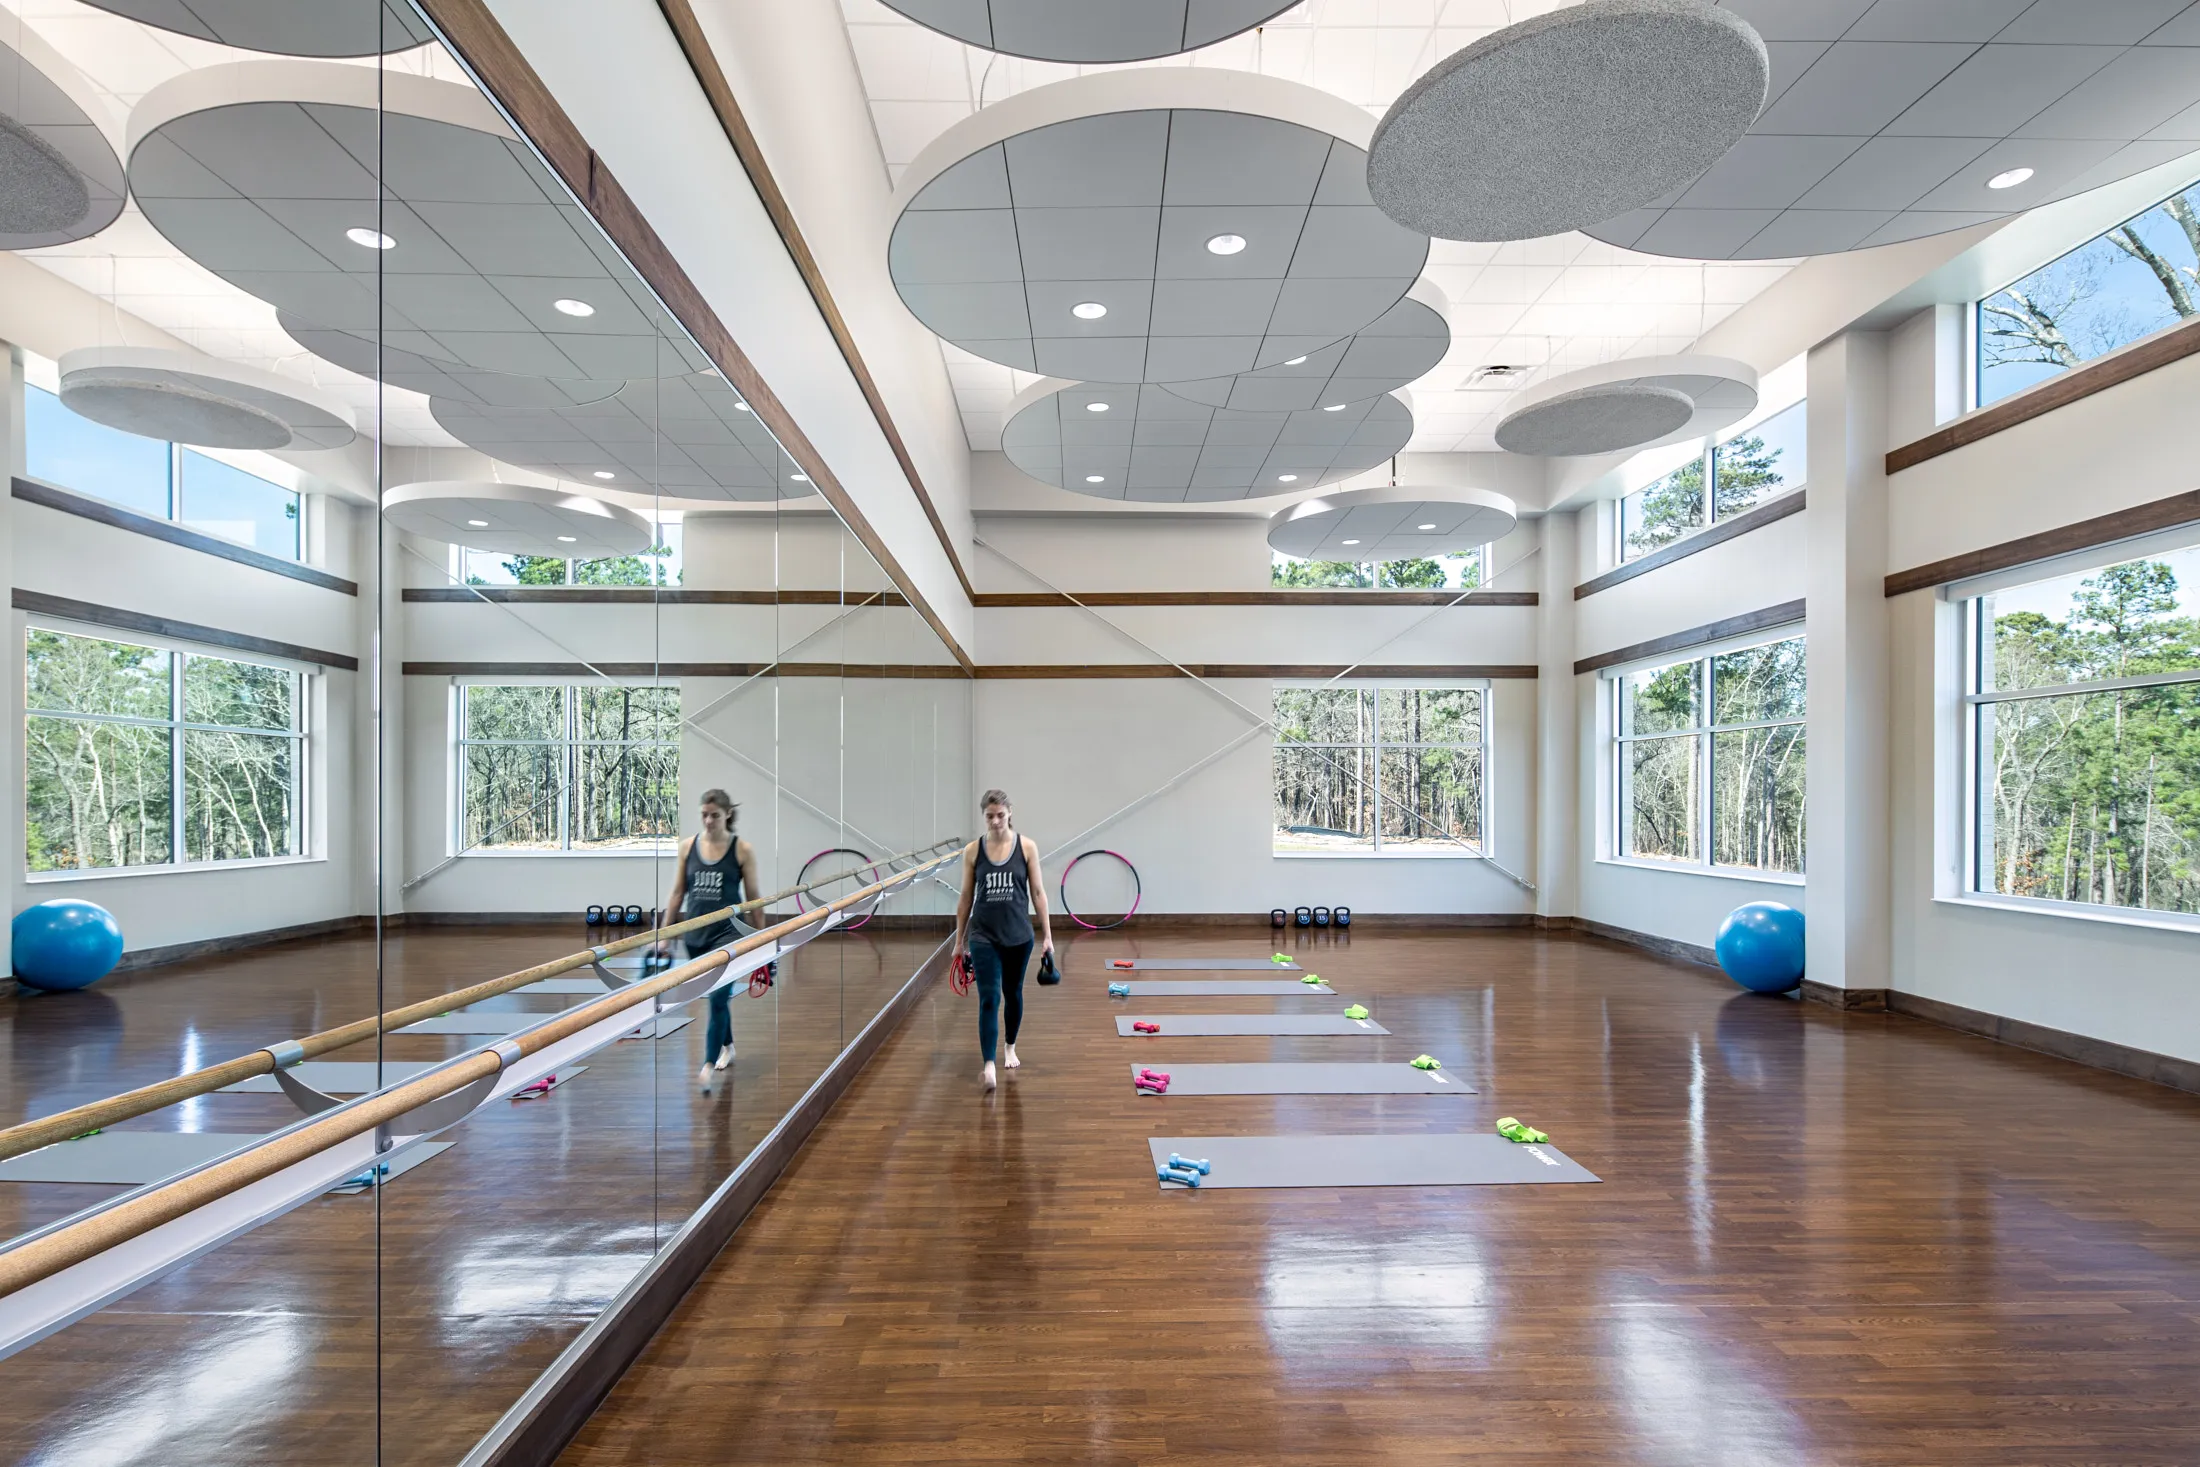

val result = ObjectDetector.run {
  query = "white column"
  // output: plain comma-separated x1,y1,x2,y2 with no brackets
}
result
1535,507,1580,917
1804,330,1892,998
2,342,23,972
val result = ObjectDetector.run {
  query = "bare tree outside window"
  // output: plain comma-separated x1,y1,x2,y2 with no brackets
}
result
1273,685,1484,855
459,684,680,852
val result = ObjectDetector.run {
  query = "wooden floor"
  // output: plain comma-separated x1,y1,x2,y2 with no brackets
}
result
555,925,2200,1466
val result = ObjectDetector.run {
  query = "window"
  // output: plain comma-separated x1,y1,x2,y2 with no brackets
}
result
1966,544,2200,917
458,684,680,852
1272,685,1484,856
1618,401,1806,562
1271,547,1483,590
25,628,305,873
25,385,302,558
1978,179,2200,407
460,522,683,588
1614,635,1805,875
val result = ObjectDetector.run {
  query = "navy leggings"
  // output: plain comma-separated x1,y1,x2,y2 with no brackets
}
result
970,938,1033,1063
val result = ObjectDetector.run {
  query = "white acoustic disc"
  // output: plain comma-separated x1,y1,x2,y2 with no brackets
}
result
58,347,355,451
875,0,1301,63
1268,485,1518,563
74,0,435,57
382,481,654,558
0,31,126,249
1494,355,1757,458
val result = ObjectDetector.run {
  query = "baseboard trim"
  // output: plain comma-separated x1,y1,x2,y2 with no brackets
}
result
460,935,954,1467
1802,980,1889,1012
1889,990,2200,1096
104,916,374,976
1546,915,1719,970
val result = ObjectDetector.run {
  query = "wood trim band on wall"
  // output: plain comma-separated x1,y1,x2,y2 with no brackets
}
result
647,0,976,605
14,477,359,596
412,0,976,675
402,661,967,679
401,588,909,606
1571,599,1806,677
974,663,1540,680
974,589,1540,608
1887,315,2200,475
14,589,359,671
1883,488,2200,598
1573,490,1805,600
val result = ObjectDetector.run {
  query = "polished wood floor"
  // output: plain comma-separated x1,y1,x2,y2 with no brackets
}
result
555,926,2200,1466
0,920,945,1466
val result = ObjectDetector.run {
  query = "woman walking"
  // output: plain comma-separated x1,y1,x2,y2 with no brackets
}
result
953,788,1054,1091
657,788,759,1093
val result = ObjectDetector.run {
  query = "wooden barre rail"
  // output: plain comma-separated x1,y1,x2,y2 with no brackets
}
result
0,839,961,1165
0,856,958,1302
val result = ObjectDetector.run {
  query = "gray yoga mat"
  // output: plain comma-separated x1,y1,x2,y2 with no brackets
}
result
1117,1013,1387,1036
1115,980,1335,996
520,977,627,994
1105,958,1300,971
0,1131,457,1193
453,995,586,1013
1148,1133,1599,1189
395,1012,692,1039
220,1061,439,1095
325,1142,454,1193
1130,1062,1470,1095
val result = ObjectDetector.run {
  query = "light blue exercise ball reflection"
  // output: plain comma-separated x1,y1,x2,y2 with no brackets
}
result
10,899,125,992
1714,901,1804,994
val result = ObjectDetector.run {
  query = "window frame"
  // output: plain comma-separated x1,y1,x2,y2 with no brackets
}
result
1615,400,1807,565
453,680,681,857
24,624,311,879
1607,630,1807,882
1270,679,1491,860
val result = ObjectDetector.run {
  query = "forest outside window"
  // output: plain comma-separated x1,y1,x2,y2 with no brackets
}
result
1614,636,1806,876
1617,401,1806,563
458,684,680,853
1967,542,2200,918
1272,685,1485,856
26,627,306,873
1271,546,1483,590
459,522,683,587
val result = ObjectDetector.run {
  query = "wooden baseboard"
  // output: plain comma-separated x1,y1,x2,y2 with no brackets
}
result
1546,915,1719,970
105,916,375,976
1889,990,2200,1096
1802,980,1889,1012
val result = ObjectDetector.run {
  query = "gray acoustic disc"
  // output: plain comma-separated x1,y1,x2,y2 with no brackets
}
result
877,0,1301,63
1369,0,1768,241
58,347,355,451
75,0,435,57
1001,378,1412,502
381,481,654,557
1589,1,2200,259
1496,383,1695,458
278,312,627,411
0,34,125,249
1158,284,1450,413
1267,484,1518,563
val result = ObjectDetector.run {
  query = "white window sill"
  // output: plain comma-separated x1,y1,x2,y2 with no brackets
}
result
27,854,324,883
1596,856,1804,887
451,847,677,859
1935,891,2200,938
1274,849,1485,861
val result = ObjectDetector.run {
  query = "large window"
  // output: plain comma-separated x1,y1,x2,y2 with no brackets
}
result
25,385,302,558
1614,635,1805,875
1967,543,2200,918
25,628,305,872
460,522,683,588
1271,547,1483,591
1273,685,1484,856
458,684,680,852
1618,401,1805,562
1978,179,2200,407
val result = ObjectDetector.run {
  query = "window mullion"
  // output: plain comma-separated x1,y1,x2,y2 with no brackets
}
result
170,654,186,865
1698,660,1714,868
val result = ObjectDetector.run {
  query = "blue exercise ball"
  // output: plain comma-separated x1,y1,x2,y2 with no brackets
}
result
11,900,125,992
1714,901,1804,994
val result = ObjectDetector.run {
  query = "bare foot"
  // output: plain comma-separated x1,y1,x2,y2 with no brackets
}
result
1004,1045,1021,1070
982,1061,998,1091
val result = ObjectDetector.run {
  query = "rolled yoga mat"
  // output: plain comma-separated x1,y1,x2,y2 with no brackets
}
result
1116,1014,1387,1036
1146,1133,1598,1189
1128,1062,1469,1095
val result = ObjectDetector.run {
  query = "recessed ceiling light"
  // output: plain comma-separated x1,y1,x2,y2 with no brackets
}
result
1072,301,1107,320
592,470,614,480
1322,403,1347,412
734,402,752,412
1418,523,1436,530
557,535,577,542
1988,166,2034,190
1278,474,1298,483
345,227,394,250
1086,401,1110,412
790,473,810,482
1205,233,1247,255
467,518,488,527
1285,356,1308,366
1085,475,1105,483
553,298,595,317
1342,538,1360,545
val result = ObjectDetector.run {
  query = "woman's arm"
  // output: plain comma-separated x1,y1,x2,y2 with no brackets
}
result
1024,836,1053,952
656,838,692,951
737,839,762,924
952,842,977,951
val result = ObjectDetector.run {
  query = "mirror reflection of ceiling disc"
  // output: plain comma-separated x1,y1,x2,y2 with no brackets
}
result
75,0,435,57
382,481,654,558
1158,283,1450,412
128,63,709,387
876,0,1302,62
890,70,1429,384
1000,378,1414,502
0,34,125,249
430,374,815,503
1587,3,2200,260
1267,485,1519,563
1494,354,1757,457
277,312,627,410
59,346,355,451
1369,0,1768,242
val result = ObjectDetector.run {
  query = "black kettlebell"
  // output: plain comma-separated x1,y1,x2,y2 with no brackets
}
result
1294,906,1313,928
1269,907,1288,929
1313,905,1332,928
624,904,645,926
584,904,605,927
1335,906,1352,928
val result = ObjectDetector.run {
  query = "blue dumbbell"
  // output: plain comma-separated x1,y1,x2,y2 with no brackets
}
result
1157,1165,1201,1188
1108,981,1130,998
1167,1153,1210,1176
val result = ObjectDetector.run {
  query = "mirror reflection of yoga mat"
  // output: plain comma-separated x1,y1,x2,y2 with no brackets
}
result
1115,980,1336,995
1148,1134,1598,1188
1103,958,1300,970
1129,1063,1469,1095
1117,1014,1386,1036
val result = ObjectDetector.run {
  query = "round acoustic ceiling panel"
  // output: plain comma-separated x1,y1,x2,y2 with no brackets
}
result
58,346,355,451
277,312,627,411
1494,354,1757,458
1268,484,1519,564
1000,377,1413,502
876,0,1301,63
75,1,435,57
1587,5,2200,260
1369,0,1767,242
129,62,709,387
0,31,126,249
430,373,815,502
890,69,1429,384
382,481,655,558
1159,278,1451,413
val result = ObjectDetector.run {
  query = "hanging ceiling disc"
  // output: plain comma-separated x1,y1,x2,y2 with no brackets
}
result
58,346,356,451
1268,484,1519,563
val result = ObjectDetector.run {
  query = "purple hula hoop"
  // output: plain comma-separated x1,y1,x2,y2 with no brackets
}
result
796,847,882,931
1060,849,1141,931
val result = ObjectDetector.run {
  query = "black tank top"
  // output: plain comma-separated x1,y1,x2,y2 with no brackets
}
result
969,835,1033,947
683,836,744,920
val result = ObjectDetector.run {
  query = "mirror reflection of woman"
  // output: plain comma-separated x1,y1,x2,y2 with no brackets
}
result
657,789,759,1093
953,788,1054,1092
